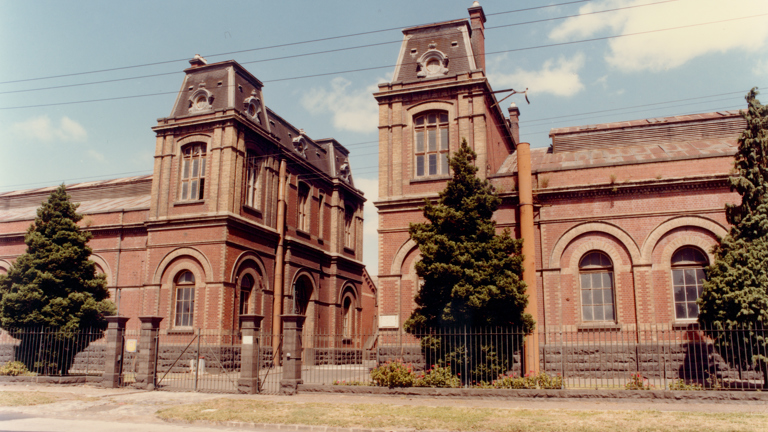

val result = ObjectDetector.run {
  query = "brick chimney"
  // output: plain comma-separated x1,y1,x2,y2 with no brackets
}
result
508,102,520,145
468,1,487,71
189,54,208,68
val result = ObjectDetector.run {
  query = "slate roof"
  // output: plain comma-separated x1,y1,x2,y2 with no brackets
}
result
393,19,476,83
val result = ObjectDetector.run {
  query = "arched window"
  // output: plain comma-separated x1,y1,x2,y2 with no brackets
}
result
579,251,615,322
245,151,263,209
297,182,310,232
414,112,449,177
342,295,354,339
175,271,195,327
239,274,253,315
671,247,708,320
293,276,312,315
180,143,206,201
344,205,354,249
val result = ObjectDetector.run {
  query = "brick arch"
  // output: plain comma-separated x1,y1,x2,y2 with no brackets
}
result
0,259,10,275
564,240,629,323
175,133,212,150
641,216,727,264
337,282,361,309
89,254,113,287
390,238,418,275
289,269,317,301
152,247,213,284
229,251,269,291
549,222,640,269
658,237,716,270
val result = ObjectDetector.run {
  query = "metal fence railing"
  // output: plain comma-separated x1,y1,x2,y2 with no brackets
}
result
304,324,768,391
0,327,107,376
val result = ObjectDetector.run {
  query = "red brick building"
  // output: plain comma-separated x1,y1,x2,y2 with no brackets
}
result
0,57,377,336
374,4,743,332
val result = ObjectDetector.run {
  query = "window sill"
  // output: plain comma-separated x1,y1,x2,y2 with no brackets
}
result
672,321,699,330
343,246,355,254
168,328,195,334
174,199,206,207
410,175,451,184
243,205,263,217
577,323,621,331
296,229,311,239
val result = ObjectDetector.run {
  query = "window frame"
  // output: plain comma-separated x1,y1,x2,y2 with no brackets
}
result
239,274,253,316
671,247,708,321
413,111,450,178
578,251,617,323
179,143,207,201
245,151,264,210
343,204,355,250
174,271,196,328
297,182,311,233
341,294,354,339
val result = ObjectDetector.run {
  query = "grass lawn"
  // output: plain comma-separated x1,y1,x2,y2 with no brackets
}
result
0,391,63,406
157,399,767,432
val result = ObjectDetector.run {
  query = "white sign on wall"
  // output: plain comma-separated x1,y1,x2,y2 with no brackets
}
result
379,314,399,329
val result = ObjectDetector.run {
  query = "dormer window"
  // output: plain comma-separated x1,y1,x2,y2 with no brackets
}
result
416,50,449,78
243,94,262,125
188,88,213,113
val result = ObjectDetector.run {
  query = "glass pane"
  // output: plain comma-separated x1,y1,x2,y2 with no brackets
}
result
192,158,199,177
685,284,698,302
190,180,198,200
580,273,591,289
603,272,613,288
592,289,603,304
592,273,604,289
181,182,189,200
200,157,206,177
416,131,424,152
687,302,699,319
582,306,593,321
675,303,687,319
672,269,685,286
604,305,615,321
673,285,685,302
441,153,449,174
603,288,613,304
415,116,424,126
428,129,436,151
428,113,436,124
684,269,696,285
594,306,605,321
182,159,190,179
439,113,448,123
695,268,705,282
581,289,592,305
428,154,437,175
440,127,449,150
416,155,424,176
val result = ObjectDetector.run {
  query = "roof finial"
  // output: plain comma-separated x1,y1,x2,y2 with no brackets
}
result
472,1,480,6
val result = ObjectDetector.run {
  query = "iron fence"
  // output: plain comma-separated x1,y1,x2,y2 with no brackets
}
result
0,327,107,376
303,324,768,391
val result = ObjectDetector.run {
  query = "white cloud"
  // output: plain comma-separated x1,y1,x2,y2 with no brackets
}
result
549,0,768,72
12,115,88,142
754,59,768,76
86,149,106,162
489,53,586,97
301,77,379,133
355,176,379,275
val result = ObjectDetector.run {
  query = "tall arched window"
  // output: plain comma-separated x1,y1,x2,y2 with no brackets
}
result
414,112,449,177
245,151,263,209
180,143,206,201
344,205,354,249
671,247,708,320
239,274,253,315
342,295,353,339
293,276,312,315
297,182,310,232
579,251,615,322
175,271,195,327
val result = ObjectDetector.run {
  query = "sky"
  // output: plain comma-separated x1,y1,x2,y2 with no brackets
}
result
1,0,767,275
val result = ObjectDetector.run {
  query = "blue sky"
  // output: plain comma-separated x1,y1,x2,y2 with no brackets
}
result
1,0,767,274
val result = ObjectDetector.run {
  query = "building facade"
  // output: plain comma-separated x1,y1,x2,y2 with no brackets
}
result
0,57,377,336
374,4,743,332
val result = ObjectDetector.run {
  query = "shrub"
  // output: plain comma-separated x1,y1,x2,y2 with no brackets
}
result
488,371,562,389
536,371,563,389
625,373,653,390
414,364,461,388
370,360,415,387
0,361,35,376
668,379,703,391
332,380,369,386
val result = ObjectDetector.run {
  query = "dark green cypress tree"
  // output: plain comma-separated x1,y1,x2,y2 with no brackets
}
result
0,185,115,374
698,88,768,387
404,140,534,382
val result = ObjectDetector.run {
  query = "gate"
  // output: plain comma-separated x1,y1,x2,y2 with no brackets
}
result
155,329,242,393
256,332,283,394
119,329,140,387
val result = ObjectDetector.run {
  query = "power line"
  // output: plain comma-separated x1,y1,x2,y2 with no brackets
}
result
1,0,681,96
0,0,598,86
4,13,763,111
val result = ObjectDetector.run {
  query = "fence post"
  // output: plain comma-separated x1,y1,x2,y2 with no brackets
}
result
136,316,163,390
238,314,264,394
102,316,129,388
281,314,305,395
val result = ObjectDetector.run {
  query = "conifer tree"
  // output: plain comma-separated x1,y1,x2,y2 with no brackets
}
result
0,185,115,374
698,88,768,387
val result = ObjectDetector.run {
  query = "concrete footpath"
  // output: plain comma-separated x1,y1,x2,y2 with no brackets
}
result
0,383,766,432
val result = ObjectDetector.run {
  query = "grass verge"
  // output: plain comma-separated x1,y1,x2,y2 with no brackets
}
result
157,399,768,432
0,391,63,406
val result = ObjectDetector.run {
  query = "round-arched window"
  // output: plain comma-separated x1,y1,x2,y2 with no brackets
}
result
239,274,253,315
175,271,195,327
579,251,615,322
671,247,708,320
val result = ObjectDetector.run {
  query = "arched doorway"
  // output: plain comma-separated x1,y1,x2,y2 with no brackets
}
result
292,274,313,316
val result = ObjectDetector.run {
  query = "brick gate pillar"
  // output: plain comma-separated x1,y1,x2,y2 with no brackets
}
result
280,314,305,395
102,316,129,388
238,314,264,394
136,316,163,389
